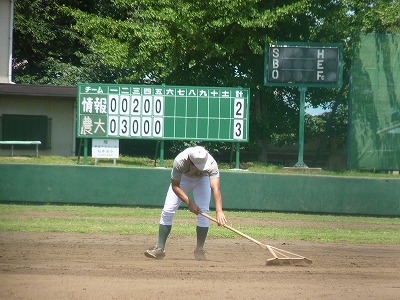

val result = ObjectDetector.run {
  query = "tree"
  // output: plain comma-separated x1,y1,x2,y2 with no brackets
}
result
12,0,399,161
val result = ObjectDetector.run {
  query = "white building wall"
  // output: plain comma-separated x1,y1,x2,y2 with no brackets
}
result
0,96,76,156
0,0,14,83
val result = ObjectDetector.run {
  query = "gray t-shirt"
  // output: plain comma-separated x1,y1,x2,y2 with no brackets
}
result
171,147,219,181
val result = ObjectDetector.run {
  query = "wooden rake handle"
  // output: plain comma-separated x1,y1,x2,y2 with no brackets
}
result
201,212,311,263
200,212,268,250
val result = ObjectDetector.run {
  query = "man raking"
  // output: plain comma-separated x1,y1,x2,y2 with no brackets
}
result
144,146,227,261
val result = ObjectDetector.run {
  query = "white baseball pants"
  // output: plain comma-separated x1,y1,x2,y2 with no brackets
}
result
159,175,211,227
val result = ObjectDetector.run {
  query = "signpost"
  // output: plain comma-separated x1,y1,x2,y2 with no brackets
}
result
265,42,343,167
77,83,250,167
92,139,119,164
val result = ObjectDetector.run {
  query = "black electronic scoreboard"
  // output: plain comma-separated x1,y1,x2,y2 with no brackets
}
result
77,83,250,142
264,42,342,88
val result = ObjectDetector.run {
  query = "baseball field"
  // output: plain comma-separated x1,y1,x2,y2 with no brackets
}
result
0,204,399,299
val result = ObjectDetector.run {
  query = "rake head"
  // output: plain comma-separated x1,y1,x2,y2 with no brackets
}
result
265,245,312,266
266,257,312,266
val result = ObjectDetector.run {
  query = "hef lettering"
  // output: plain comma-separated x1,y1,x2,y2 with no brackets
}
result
316,49,325,80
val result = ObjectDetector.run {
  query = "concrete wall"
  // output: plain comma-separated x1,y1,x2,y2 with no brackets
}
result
0,164,398,216
0,95,76,156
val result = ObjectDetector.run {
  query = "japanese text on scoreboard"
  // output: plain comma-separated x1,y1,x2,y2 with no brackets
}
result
77,83,250,142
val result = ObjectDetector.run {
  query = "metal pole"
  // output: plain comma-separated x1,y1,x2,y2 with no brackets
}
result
235,142,240,169
295,87,308,168
160,140,164,167
154,141,160,167
83,138,88,165
77,138,82,163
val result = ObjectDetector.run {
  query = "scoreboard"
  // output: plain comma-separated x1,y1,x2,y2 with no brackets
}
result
264,42,342,88
263,42,343,168
77,83,250,142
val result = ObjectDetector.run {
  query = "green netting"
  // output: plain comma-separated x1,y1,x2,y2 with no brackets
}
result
349,33,400,170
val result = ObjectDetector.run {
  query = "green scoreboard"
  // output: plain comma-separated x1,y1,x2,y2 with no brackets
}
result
77,83,250,142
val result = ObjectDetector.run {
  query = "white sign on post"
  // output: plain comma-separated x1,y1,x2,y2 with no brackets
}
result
92,139,119,159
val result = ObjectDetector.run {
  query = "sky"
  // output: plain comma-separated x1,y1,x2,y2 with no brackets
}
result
305,104,330,116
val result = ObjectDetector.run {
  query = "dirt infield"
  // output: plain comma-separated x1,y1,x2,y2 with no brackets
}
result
0,231,399,300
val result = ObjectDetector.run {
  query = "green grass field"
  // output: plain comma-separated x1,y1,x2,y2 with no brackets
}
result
0,204,399,244
1,156,399,244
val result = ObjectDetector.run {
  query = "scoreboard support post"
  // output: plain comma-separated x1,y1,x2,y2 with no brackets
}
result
159,140,165,168
83,138,88,165
228,142,243,170
295,87,307,168
235,142,241,169
153,141,160,167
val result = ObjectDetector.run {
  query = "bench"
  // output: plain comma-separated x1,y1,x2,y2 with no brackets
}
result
0,141,42,157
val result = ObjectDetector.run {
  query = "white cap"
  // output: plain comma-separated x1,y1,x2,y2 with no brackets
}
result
189,146,212,171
